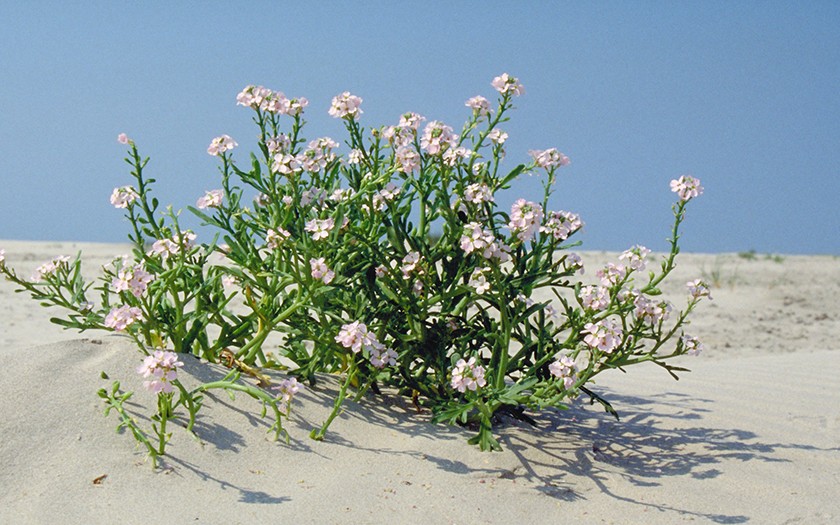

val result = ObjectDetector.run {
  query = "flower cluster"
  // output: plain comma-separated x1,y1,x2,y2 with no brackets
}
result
465,95,491,116
540,210,582,241
304,218,335,241
310,257,335,284
266,227,291,249
236,85,309,116
329,92,363,119
31,255,70,281
597,263,628,287
370,183,401,212
681,334,704,356
670,175,704,201
549,355,578,390
580,285,610,311
619,245,651,271
111,264,155,297
633,295,672,325
564,253,585,274
491,73,525,96
137,350,184,394
110,186,139,209
207,135,238,156
582,319,623,353
464,183,493,204
529,148,570,170
400,251,422,280
421,121,458,156
104,305,143,332
273,377,302,414
450,357,488,393
460,222,510,262
148,231,196,260
687,279,712,300
508,199,544,242
196,189,224,209
469,268,491,294
335,321,397,368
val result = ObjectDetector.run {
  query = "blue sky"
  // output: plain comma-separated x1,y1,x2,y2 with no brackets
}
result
1,1,838,254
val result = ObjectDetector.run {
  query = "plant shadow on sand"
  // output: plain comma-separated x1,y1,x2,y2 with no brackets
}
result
167,358,838,522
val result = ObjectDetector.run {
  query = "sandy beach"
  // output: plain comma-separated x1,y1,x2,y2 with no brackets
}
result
1,240,838,524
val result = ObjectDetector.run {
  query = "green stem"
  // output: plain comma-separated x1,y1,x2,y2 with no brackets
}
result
311,359,357,441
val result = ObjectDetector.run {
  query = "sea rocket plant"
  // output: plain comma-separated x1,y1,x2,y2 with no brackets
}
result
1,73,709,456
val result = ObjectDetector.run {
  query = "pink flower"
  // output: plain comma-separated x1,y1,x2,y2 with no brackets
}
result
148,231,196,260
398,112,425,130
400,251,422,279
420,121,458,156
348,149,364,164
633,295,672,325
670,175,703,201
442,146,473,167
104,305,144,332
111,264,155,297
207,135,238,156
369,342,398,369
681,334,704,356
329,92,363,119
266,134,292,154
272,377,302,413
309,257,335,284
236,85,272,109
582,319,623,353
540,210,582,241
529,148,570,170
619,245,651,271
464,183,494,204
300,137,339,172
266,227,291,249
564,252,585,274
370,183,402,211
580,285,610,311
450,357,487,393
469,268,492,294
549,355,578,390
487,129,508,145
687,279,712,300
508,199,544,242
110,186,139,209
137,350,184,394
117,133,131,145
597,263,627,287
283,97,309,116
304,218,335,241
383,125,415,149
465,95,491,116
491,73,525,96
459,222,510,262
196,189,224,209
272,153,302,175
31,255,70,281
395,146,421,173
335,321,377,353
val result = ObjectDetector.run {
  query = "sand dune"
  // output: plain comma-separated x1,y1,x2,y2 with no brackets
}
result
1,241,838,524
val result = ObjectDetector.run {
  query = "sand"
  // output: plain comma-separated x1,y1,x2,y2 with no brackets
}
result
1,241,839,524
